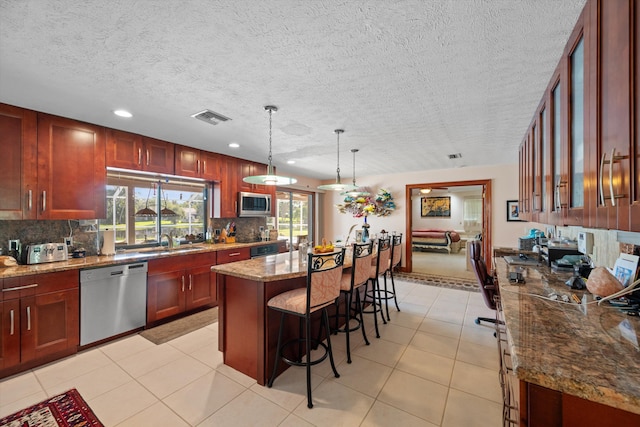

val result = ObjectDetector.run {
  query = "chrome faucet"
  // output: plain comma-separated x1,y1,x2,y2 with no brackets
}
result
160,233,173,249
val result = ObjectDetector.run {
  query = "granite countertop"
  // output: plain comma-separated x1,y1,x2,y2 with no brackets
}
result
0,241,275,279
496,260,640,415
212,249,353,283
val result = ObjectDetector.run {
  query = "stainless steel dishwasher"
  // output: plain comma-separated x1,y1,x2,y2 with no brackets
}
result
80,262,148,346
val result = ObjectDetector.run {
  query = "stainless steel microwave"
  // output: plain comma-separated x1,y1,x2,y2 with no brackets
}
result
238,192,272,217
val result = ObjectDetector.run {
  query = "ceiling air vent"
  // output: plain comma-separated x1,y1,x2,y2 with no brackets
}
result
191,109,231,125
448,153,462,159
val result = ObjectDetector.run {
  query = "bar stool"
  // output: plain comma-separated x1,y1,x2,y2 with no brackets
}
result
362,236,391,338
333,241,374,363
267,248,346,409
379,233,403,320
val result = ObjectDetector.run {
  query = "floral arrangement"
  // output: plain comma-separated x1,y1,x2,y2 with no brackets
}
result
336,188,396,218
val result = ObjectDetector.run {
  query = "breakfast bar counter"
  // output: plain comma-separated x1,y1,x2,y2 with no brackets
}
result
212,251,345,385
496,260,640,425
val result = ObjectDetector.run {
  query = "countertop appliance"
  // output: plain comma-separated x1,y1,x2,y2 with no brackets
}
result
80,262,148,346
238,192,272,217
23,243,68,264
250,242,280,258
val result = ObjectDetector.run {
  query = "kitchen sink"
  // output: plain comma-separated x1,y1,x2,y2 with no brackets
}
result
119,244,206,256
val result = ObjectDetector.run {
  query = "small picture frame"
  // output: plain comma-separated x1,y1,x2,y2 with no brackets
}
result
507,200,521,222
355,230,363,243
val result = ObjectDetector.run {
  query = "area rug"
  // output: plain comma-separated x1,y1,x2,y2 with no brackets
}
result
395,272,479,292
140,307,218,345
0,388,103,427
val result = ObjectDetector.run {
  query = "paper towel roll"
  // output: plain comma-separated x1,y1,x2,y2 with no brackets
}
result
102,229,115,255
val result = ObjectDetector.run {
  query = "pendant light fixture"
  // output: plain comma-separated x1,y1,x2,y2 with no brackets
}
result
135,186,157,217
344,148,370,197
243,105,297,186
160,189,178,217
318,129,358,192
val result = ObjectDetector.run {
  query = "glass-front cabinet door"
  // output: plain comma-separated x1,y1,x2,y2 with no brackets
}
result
563,4,591,227
548,78,566,225
593,0,633,231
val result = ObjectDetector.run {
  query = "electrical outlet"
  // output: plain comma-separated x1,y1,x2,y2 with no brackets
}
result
65,237,73,247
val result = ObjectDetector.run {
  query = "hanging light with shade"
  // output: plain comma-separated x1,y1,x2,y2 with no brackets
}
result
344,148,370,197
318,129,358,192
243,105,297,186
160,189,178,217
135,185,157,217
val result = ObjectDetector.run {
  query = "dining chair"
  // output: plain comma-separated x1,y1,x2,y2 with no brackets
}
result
469,240,502,326
363,236,392,338
333,241,374,363
267,248,346,409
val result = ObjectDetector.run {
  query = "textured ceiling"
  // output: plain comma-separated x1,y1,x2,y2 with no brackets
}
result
0,0,586,180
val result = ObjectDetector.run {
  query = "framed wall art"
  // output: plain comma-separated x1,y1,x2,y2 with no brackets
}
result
507,200,521,221
421,196,451,217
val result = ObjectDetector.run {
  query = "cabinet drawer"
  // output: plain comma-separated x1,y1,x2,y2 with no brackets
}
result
148,251,216,275
216,247,250,264
2,270,78,300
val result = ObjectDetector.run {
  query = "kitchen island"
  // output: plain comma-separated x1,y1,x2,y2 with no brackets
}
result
211,250,350,385
496,260,640,426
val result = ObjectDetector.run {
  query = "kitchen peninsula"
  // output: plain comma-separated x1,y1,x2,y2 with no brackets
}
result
496,260,640,426
212,250,351,386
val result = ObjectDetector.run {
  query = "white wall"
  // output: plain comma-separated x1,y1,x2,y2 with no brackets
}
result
319,162,526,266
412,190,481,233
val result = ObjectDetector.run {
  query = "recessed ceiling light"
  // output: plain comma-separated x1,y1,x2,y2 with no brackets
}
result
287,160,295,164
113,109,132,118
228,143,240,148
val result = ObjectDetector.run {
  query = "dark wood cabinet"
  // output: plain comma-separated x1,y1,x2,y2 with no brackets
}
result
632,1,640,231
590,0,635,231
1,270,79,377
147,252,217,324
36,114,106,220
175,145,221,180
106,130,174,175
0,107,106,220
519,0,640,231
0,104,38,220
217,156,239,218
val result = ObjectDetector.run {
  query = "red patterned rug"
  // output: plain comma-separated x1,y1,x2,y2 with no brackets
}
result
0,389,103,427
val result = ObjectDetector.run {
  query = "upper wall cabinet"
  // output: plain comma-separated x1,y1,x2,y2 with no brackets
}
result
37,114,106,220
175,145,221,181
0,105,106,220
632,1,640,231
106,129,174,174
589,0,636,231
0,104,37,220
520,0,639,231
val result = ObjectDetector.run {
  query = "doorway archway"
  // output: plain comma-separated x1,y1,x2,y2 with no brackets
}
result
405,179,493,273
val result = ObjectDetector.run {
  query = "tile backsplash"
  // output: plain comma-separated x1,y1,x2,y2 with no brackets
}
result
0,217,269,259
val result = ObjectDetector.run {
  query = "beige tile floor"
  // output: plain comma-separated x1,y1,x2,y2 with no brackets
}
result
0,279,501,426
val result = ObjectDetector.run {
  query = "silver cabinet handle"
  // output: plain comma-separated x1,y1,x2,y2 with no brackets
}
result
26,306,31,331
28,189,32,211
42,190,46,212
599,151,607,206
3,283,39,292
181,275,185,292
189,274,193,290
228,252,241,257
609,148,616,207
146,149,150,166
202,160,207,175
138,148,142,165
197,159,201,174
10,309,15,335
